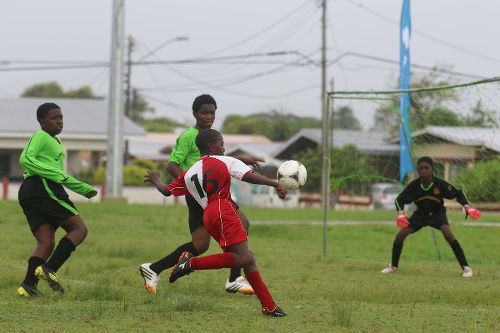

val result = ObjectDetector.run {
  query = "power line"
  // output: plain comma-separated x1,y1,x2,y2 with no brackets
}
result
343,0,500,64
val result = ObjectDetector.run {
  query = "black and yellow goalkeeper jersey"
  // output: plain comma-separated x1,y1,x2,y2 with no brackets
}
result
395,176,470,216
19,130,94,197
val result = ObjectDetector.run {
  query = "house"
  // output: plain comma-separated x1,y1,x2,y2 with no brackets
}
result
411,126,500,180
0,98,146,180
272,128,400,180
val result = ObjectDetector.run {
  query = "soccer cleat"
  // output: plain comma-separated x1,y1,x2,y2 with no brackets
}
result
139,263,160,293
17,282,38,298
462,266,473,277
225,276,255,295
261,305,288,317
169,251,194,283
35,265,64,293
381,264,398,273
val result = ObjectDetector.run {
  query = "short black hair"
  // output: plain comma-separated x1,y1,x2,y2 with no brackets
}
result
417,156,434,167
192,94,217,113
37,102,60,121
196,128,222,154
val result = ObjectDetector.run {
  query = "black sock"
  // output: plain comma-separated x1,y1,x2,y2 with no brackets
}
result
449,239,468,268
392,241,403,268
228,267,242,282
46,237,76,272
23,256,45,286
149,242,200,275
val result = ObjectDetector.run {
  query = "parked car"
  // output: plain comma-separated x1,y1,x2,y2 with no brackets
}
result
250,184,300,208
371,183,402,210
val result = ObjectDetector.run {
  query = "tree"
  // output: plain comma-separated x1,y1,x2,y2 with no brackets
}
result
138,116,184,133
21,81,102,99
21,81,64,98
222,110,322,141
334,105,362,130
128,89,155,122
461,101,499,127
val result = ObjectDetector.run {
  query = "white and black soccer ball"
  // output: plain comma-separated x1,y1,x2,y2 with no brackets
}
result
277,160,307,190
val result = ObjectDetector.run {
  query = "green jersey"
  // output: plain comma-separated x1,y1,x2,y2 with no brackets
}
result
19,129,95,196
168,127,201,171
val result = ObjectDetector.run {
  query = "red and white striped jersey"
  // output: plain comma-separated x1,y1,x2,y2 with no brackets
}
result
168,155,253,209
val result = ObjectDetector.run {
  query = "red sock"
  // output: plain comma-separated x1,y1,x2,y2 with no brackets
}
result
190,252,235,270
245,270,275,311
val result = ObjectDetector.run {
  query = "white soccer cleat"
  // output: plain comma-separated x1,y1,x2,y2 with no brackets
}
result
462,266,473,278
381,264,398,274
139,263,160,293
225,276,255,295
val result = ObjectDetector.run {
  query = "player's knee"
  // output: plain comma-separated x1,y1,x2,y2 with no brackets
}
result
193,241,209,254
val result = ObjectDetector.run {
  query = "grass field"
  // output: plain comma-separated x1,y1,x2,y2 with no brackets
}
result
1,200,499,332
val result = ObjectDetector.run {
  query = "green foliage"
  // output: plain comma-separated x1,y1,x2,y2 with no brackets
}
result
334,105,362,130
222,110,322,141
455,157,500,202
138,117,184,133
86,159,164,186
127,89,155,122
21,81,102,99
293,145,380,194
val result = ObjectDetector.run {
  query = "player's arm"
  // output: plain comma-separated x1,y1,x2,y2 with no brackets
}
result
394,183,414,228
235,156,265,171
166,162,183,179
144,170,171,196
242,172,287,199
440,180,481,220
20,133,96,197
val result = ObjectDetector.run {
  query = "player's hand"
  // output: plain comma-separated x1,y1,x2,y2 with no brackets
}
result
238,156,264,170
465,205,481,221
144,169,161,185
396,210,408,228
275,183,287,199
85,190,97,199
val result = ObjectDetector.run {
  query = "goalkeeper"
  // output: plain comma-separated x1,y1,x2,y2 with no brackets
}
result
381,156,481,277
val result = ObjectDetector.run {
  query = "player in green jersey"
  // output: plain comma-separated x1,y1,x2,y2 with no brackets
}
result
140,94,262,294
17,102,97,297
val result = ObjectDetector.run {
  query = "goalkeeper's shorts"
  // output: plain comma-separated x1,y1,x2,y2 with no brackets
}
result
408,210,449,232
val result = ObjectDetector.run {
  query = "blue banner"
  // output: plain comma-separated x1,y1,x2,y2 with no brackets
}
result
399,0,414,183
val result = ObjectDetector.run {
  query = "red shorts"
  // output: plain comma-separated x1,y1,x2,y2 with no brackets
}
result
203,199,248,252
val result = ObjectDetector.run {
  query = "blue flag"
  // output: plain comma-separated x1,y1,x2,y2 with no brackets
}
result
399,0,414,183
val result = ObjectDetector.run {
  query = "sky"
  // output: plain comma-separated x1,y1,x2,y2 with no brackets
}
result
1,0,500,130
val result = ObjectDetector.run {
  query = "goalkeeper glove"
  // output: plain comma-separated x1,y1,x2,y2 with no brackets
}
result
396,210,408,228
464,205,481,221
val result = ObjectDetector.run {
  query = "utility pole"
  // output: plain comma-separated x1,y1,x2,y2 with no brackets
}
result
125,35,134,119
330,78,335,150
321,0,329,258
105,0,126,199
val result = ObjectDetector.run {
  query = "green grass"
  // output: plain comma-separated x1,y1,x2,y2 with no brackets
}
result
1,200,499,332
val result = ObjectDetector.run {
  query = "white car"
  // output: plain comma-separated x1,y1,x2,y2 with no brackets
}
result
371,183,402,210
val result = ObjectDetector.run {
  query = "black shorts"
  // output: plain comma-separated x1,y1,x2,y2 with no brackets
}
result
18,176,79,233
185,195,239,234
408,210,449,233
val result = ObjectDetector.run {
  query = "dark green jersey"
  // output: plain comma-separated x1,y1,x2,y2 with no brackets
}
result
168,127,200,171
395,176,470,215
19,130,95,196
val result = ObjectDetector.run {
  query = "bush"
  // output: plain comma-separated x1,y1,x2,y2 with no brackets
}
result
455,157,500,202
85,159,167,186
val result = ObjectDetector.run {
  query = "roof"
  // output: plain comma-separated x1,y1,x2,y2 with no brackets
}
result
412,126,500,152
128,132,275,162
272,128,398,158
0,98,146,139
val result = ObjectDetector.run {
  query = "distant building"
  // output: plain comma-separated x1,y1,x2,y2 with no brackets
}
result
0,98,146,180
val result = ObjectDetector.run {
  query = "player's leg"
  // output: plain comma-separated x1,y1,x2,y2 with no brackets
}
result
36,215,86,293
18,224,55,297
382,227,414,273
439,224,471,276
139,196,206,293
225,208,254,294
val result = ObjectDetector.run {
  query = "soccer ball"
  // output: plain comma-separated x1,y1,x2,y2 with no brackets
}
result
277,160,307,190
